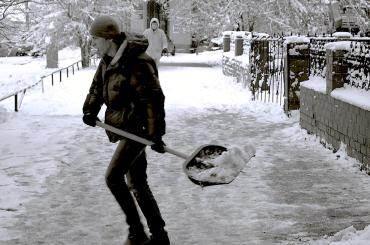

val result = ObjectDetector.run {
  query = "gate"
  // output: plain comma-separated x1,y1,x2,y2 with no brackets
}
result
249,37,285,106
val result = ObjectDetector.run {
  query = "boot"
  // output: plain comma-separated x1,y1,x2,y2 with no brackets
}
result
124,228,150,245
143,229,170,245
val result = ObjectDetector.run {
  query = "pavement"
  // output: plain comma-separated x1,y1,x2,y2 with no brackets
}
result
1,64,370,245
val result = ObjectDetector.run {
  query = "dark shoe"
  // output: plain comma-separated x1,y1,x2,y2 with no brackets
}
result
144,229,170,245
124,230,149,245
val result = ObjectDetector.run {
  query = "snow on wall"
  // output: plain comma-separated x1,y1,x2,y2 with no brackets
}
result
283,36,310,45
324,41,352,51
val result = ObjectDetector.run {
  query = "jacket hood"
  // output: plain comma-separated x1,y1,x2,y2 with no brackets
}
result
110,32,148,65
124,32,149,55
150,18,159,26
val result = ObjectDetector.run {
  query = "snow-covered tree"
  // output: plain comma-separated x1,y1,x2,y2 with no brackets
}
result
3,0,369,62
164,0,355,37
164,0,233,43
21,0,135,67
264,0,328,34
0,0,31,40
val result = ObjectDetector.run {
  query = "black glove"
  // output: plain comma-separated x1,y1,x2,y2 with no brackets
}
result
82,113,100,127
151,138,166,153
161,48,168,55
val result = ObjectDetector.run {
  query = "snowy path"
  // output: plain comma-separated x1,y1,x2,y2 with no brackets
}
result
1,65,370,245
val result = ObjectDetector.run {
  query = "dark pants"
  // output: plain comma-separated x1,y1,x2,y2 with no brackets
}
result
105,139,166,234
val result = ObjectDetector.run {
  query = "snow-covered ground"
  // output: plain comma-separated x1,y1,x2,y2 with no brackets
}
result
161,50,223,66
0,47,81,100
1,49,370,244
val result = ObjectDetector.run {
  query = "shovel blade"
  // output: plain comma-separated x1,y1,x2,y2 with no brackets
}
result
183,144,228,186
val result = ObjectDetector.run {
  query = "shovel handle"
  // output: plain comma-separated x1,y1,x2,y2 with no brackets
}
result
96,121,188,160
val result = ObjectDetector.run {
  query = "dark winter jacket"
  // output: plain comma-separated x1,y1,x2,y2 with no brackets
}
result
83,32,165,143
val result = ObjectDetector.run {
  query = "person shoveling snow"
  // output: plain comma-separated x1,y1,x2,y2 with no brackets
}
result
83,15,255,245
83,16,169,245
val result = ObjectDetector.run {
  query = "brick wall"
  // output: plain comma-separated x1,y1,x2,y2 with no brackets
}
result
300,86,370,173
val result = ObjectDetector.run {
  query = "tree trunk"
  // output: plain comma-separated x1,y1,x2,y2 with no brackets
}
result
328,1,335,33
248,21,255,32
46,43,58,68
25,1,30,30
80,36,91,68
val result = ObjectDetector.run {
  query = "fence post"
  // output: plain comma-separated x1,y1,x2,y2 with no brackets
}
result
60,70,62,82
283,39,310,113
41,78,44,93
67,67,69,78
325,44,350,94
14,94,18,112
223,34,231,52
235,35,243,56
52,73,54,86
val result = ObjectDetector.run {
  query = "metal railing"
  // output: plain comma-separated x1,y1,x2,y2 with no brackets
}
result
0,58,98,111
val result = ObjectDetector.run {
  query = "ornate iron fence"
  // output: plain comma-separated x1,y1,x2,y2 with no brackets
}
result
345,40,370,91
309,37,337,78
249,36,285,105
309,37,370,92
248,34,370,111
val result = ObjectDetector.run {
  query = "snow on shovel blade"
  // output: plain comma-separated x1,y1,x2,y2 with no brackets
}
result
183,144,255,186
95,122,255,187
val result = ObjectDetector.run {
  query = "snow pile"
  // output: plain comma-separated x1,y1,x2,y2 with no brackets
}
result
0,106,11,123
324,41,352,51
284,35,310,45
301,76,326,93
213,31,255,46
222,31,253,41
187,145,255,184
333,143,362,170
301,75,370,111
332,32,353,38
313,225,370,245
331,84,370,111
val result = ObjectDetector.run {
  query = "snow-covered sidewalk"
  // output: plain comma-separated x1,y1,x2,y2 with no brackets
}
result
1,56,370,244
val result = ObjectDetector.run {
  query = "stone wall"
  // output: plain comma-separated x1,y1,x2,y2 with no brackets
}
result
300,86,370,173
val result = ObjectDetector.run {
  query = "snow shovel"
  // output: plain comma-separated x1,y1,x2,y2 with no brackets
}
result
96,121,251,186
